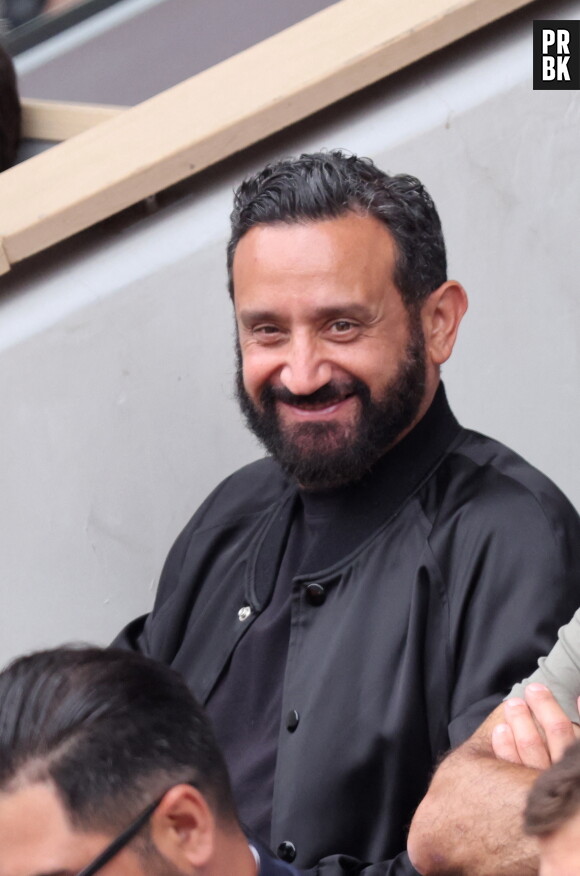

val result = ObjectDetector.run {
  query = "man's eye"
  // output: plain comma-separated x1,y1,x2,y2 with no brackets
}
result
331,320,357,333
253,325,281,339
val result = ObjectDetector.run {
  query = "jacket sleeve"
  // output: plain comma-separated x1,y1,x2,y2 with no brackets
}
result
445,482,580,747
302,489,580,876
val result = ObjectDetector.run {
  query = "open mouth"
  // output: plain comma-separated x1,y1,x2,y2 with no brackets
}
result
279,393,356,419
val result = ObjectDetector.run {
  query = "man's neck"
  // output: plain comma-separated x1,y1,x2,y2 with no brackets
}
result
212,825,258,876
388,374,441,453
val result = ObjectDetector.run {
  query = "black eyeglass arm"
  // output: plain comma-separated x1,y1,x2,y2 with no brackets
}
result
75,796,161,876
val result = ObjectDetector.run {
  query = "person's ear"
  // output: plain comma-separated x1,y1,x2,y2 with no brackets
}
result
421,281,468,366
150,784,216,872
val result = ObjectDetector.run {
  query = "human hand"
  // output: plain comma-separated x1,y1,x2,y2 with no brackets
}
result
491,683,579,769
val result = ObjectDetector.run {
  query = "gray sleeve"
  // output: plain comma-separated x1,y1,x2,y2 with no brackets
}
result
507,607,580,722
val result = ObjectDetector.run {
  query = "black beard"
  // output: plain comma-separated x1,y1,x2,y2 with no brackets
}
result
235,314,426,491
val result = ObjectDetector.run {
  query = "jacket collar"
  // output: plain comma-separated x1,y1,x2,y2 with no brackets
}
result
296,381,461,573
248,382,461,603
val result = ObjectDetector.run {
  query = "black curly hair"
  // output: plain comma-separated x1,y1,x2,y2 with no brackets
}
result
227,150,447,310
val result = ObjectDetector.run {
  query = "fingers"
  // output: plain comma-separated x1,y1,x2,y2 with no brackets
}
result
499,685,577,770
491,722,522,764
502,697,552,770
524,683,577,762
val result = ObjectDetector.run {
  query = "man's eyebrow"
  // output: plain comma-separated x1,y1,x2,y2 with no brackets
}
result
237,309,279,326
238,304,374,325
308,304,375,322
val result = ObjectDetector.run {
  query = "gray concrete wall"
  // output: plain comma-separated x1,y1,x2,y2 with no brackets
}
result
2,0,580,665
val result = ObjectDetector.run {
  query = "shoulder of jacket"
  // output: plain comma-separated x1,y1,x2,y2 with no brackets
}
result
185,456,293,531
439,428,579,527
452,429,562,490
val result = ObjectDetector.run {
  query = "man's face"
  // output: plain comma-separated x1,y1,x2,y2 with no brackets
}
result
233,212,428,490
0,783,179,876
538,813,580,876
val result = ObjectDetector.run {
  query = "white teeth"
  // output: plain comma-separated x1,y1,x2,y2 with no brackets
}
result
298,398,344,410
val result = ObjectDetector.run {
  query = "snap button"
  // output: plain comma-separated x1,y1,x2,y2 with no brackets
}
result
305,583,326,605
277,841,297,863
237,606,251,622
286,709,300,732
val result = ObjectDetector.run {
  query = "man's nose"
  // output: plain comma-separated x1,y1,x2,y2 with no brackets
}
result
279,336,332,396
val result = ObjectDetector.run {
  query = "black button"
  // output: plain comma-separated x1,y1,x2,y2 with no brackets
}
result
305,583,326,605
277,841,297,863
286,709,300,732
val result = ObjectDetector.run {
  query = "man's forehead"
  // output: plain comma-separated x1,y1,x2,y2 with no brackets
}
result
232,213,399,307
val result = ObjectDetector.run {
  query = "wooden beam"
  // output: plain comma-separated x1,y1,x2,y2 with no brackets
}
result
0,241,9,275
0,0,536,275
21,98,126,141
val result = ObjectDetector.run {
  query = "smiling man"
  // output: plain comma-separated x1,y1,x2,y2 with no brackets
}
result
0,647,298,876
115,151,580,875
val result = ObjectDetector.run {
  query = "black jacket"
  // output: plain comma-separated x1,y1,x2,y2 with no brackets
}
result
115,389,580,875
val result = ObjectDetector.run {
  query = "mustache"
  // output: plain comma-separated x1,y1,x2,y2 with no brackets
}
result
260,379,369,408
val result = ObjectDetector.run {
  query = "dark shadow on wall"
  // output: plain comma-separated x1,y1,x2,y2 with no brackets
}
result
0,42,20,170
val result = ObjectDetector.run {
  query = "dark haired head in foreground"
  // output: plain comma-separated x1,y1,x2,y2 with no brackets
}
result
0,647,294,876
524,738,580,876
0,45,21,171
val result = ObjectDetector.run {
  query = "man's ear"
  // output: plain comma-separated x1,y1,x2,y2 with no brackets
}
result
421,281,468,366
150,784,216,872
